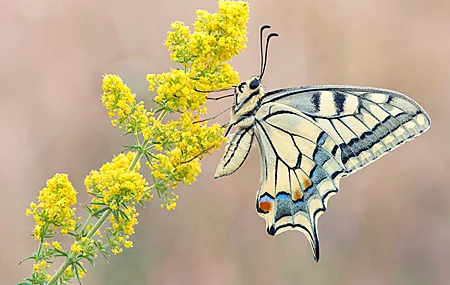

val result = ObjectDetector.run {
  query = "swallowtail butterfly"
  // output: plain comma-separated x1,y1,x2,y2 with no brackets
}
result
214,25,431,261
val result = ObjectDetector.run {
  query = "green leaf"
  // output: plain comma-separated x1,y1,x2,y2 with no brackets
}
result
73,264,83,284
84,256,95,268
112,210,119,221
99,249,109,260
18,254,36,265
92,207,110,217
82,204,93,214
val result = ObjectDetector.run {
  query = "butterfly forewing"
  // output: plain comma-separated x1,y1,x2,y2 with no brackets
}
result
263,86,431,174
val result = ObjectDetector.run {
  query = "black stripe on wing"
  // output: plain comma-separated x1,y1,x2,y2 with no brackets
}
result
261,86,431,174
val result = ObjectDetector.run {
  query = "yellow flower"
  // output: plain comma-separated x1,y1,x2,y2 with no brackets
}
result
112,248,122,255
148,112,226,208
27,174,77,240
85,152,150,211
101,74,153,139
147,1,248,113
71,241,82,253
108,206,139,254
33,260,48,272
166,202,177,211
42,242,50,248
63,262,85,279
101,1,247,210
52,241,62,251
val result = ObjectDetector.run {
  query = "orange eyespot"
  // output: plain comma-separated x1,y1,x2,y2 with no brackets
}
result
259,201,273,212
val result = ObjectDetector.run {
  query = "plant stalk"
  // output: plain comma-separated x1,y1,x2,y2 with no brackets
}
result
47,109,168,284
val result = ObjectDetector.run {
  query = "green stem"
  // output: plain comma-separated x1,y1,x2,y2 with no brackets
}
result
47,109,168,285
47,210,111,285
36,239,44,260
80,214,93,234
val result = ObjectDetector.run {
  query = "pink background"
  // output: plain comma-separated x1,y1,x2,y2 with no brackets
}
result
2,0,449,284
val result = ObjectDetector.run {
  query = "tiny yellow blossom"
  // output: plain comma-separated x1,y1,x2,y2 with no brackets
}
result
33,264,40,272
112,248,122,255
52,241,62,251
167,202,177,211
42,242,50,248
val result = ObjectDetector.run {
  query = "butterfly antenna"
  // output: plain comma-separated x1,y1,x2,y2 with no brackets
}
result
260,32,279,79
259,25,272,77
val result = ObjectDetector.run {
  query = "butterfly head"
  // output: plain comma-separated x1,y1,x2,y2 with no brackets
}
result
232,76,265,111
229,26,278,121
238,76,261,93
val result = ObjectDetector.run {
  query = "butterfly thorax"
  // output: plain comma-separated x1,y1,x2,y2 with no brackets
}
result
229,77,265,127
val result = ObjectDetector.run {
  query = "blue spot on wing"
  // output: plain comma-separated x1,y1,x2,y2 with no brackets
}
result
277,193,290,200
310,166,327,185
317,132,327,146
260,195,274,203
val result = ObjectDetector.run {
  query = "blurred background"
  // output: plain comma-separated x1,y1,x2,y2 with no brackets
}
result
2,0,449,284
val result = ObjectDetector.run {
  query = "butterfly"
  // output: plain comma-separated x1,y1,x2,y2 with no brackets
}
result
213,25,431,261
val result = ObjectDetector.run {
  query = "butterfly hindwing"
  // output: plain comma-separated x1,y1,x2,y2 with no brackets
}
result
254,102,345,261
263,86,431,174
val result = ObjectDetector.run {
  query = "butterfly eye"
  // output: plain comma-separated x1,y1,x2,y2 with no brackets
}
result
238,82,245,93
249,78,260,90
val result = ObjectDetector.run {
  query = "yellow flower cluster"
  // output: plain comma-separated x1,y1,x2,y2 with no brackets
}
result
149,113,226,207
144,1,248,209
70,237,96,258
147,0,248,112
147,70,207,113
33,260,49,273
109,206,139,254
102,74,153,140
31,260,52,282
85,152,151,211
26,174,77,240
21,2,250,284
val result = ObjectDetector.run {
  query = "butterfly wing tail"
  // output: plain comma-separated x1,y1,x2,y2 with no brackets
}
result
254,103,346,261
